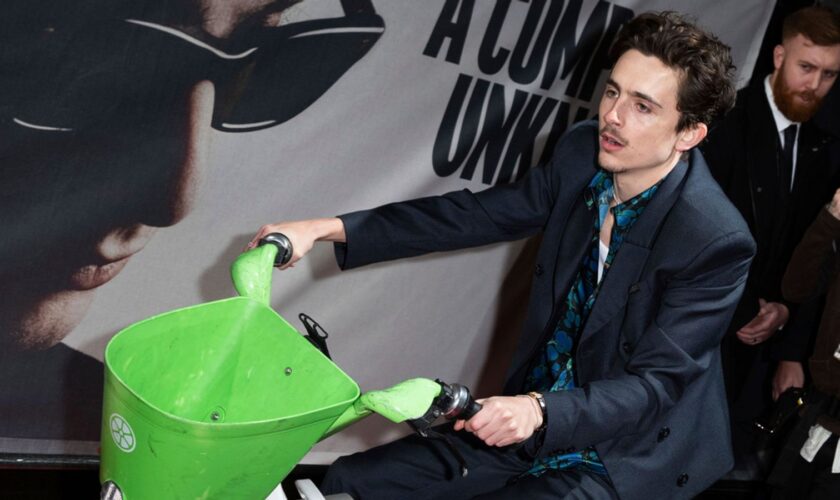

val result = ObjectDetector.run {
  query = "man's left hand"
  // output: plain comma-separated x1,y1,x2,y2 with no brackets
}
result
453,395,543,447
736,298,789,345
772,360,805,401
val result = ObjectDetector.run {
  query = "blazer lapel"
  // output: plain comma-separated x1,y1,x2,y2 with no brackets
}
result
552,194,596,305
579,242,651,345
578,158,689,345
506,187,595,378
745,85,785,221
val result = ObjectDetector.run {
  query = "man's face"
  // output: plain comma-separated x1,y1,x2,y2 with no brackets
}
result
597,49,689,176
771,34,840,123
0,0,304,351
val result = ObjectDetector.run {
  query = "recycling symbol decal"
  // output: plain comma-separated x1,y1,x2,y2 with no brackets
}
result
110,414,136,452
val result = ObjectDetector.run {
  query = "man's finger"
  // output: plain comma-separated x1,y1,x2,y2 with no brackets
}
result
473,422,496,442
737,325,762,335
741,318,773,333
737,331,763,345
464,412,488,433
739,315,765,330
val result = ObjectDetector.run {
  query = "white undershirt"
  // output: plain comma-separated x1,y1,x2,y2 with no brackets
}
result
597,239,608,284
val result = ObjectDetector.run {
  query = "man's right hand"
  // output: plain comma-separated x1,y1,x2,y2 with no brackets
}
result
247,218,346,269
736,298,789,345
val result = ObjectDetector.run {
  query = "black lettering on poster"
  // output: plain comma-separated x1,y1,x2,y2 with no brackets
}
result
424,0,635,185
423,0,476,64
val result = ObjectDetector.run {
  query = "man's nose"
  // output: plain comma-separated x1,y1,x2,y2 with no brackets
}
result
604,100,623,127
805,72,822,92
140,80,215,228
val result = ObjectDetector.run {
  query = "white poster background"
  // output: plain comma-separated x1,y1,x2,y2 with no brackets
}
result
60,0,774,460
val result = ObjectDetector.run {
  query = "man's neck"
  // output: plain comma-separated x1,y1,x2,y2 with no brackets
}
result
613,152,681,202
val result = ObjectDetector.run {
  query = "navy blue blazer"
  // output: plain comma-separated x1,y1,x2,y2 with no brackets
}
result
336,121,755,499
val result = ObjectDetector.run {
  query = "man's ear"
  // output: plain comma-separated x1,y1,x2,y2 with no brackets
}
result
773,44,785,71
676,122,708,152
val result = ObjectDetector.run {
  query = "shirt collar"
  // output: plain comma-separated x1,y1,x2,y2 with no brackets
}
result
764,75,800,134
585,169,664,214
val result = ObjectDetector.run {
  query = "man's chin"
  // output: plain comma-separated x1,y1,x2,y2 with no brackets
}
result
597,153,626,173
0,288,96,352
787,102,819,123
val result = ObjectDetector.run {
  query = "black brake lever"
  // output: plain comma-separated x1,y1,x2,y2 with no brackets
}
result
298,313,331,359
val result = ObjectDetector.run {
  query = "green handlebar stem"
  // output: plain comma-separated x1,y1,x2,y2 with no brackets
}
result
321,378,443,439
231,243,279,305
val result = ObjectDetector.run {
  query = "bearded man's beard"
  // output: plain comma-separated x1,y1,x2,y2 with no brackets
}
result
773,71,822,122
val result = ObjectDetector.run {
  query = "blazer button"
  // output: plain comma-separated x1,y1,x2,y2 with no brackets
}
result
657,427,670,442
534,264,544,276
622,342,632,354
677,473,689,487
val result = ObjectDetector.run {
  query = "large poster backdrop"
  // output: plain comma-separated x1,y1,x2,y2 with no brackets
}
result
1,0,773,460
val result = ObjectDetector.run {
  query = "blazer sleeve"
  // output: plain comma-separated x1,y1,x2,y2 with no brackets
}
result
538,230,755,455
782,207,840,302
334,123,596,269
766,208,840,362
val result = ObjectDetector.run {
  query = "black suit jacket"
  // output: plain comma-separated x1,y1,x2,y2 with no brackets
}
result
702,80,839,361
335,121,755,499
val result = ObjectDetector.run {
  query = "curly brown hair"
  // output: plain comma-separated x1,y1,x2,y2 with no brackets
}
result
608,11,736,131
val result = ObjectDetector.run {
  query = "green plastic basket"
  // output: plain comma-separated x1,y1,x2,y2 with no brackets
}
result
99,294,359,499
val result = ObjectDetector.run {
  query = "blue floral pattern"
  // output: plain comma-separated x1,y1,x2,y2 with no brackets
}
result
524,168,662,477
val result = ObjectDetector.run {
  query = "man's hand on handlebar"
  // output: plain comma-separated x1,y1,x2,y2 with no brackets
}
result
453,395,543,447
247,218,346,269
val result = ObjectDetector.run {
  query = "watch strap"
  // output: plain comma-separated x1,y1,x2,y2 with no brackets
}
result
527,391,547,431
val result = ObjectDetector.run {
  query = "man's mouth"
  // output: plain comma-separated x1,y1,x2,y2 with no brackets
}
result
67,225,155,290
600,131,625,152
796,91,816,103
69,256,134,290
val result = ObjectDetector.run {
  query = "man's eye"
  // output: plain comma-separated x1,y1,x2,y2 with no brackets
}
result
636,103,650,113
800,64,814,72
604,88,618,98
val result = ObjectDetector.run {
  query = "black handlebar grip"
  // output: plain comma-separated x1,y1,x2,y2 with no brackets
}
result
259,233,294,267
460,398,482,421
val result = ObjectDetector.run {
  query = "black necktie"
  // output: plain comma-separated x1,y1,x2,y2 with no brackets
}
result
780,124,797,192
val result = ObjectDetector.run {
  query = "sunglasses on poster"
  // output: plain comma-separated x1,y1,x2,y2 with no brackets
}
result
4,0,384,135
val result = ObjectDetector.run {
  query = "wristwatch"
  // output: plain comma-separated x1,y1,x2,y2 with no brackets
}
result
527,391,547,431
